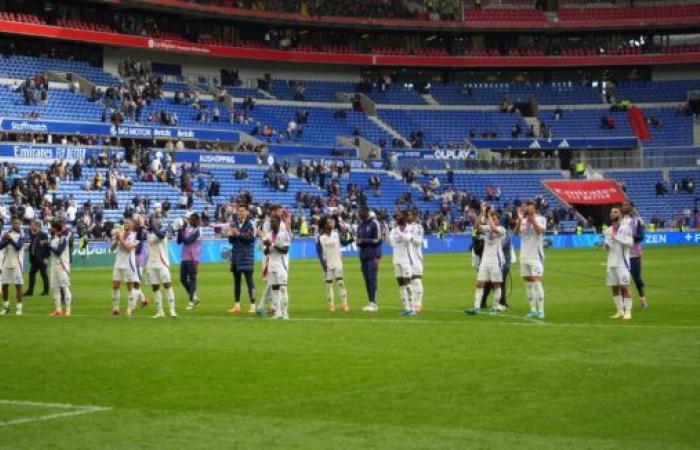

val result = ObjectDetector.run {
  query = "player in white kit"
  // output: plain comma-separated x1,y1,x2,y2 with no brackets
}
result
604,206,634,320
257,205,290,315
145,216,177,318
48,221,72,317
406,209,424,312
111,218,140,316
263,216,291,320
389,212,416,316
515,200,547,319
467,204,506,316
0,217,26,316
318,216,350,312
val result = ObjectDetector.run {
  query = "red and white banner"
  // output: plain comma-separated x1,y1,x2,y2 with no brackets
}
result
543,180,628,205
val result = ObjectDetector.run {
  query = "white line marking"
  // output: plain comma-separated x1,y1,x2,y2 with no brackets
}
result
0,400,112,428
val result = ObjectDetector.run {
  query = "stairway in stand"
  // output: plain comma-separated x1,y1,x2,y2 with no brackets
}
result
627,106,651,141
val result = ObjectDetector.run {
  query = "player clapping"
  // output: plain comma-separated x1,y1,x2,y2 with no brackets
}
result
110,219,139,316
145,216,177,318
318,215,353,312
262,216,291,320
406,209,424,312
466,203,506,316
0,217,26,316
515,200,547,319
604,206,634,320
389,211,416,316
48,221,72,317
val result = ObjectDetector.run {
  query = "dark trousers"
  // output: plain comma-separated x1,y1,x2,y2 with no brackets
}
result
233,269,255,304
27,261,49,294
630,257,645,297
360,258,379,304
180,260,199,302
481,266,510,309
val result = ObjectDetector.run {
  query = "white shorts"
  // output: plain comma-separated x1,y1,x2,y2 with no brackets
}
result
394,263,412,279
50,267,70,288
606,266,631,286
520,260,544,278
268,270,288,286
112,266,138,283
1,267,23,285
411,258,423,277
477,264,503,283
325,266,343,282
146,267,171,285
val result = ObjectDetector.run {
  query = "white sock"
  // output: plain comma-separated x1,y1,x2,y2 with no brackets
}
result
326,282,334,305
279,285,289,315
526,282,536,312
399,286,409,310
128,289,137,311
112,289,120,310
493,288,502,307
63,288,72,308
272,289,281,314
534,281,545,314
154,290,163,314
54,290,62,311
166,287,175,311
337,280,348,306
474,288,483,309
411,278,423,306
16,302,22,313
262,283,272,307
2,300,8,310
623,298,632,315
613,295,623,313
137,288,145,304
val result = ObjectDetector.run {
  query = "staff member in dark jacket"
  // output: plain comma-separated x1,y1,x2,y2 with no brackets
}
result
227,204,256,314
25,219,50,296
356,207,382,312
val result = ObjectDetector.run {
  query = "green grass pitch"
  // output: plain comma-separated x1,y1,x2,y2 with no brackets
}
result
0,246,699,449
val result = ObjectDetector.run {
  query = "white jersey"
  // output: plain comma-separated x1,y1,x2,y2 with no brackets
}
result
262,219,291,267
266,229,292,273
114,231,137,271
389,226,414,266
319,231,343,271
409,222,424,262
1,230,24,271
479,224,506,268
519,215,547,263
49,235,71,271
146,230,170,270
605,220,633,269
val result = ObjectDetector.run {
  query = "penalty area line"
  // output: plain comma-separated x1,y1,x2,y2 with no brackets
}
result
0,399,112,428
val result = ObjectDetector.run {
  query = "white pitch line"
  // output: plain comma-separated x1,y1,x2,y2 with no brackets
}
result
0,400,112,428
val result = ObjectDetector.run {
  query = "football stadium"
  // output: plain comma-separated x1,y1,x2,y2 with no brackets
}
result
0,0,699,448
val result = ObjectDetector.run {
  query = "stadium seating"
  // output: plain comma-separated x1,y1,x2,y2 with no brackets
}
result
539,109,634,139
464,8,546,23
430,82,603,105
614,80,700,103
559,5,700,22
415,170,562,213
269,80,356,102
0,54,120,86
641,107,693,147
378,109,530,146
605,170,697,222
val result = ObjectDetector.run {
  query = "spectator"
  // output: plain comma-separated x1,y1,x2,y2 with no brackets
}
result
655,181,668,196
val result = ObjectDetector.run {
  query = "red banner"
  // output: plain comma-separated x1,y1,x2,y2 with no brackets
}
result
544,180,628,205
